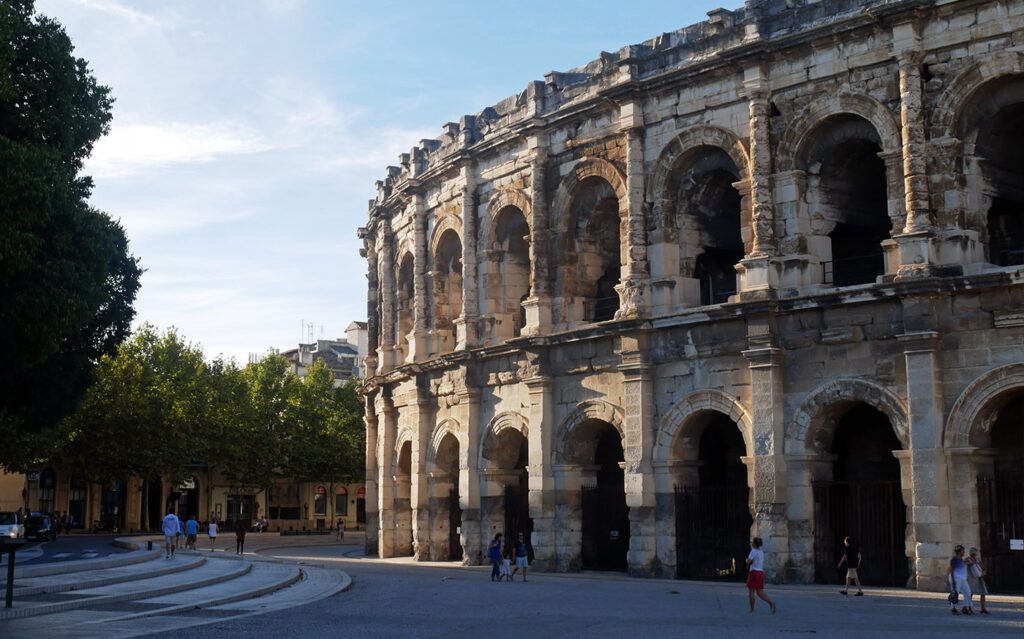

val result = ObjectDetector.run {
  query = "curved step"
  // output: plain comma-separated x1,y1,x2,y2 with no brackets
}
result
0,556,251,620
11,554,206,597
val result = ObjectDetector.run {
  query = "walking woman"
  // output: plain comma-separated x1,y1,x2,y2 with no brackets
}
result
488,533,503,582
746,537,776,614
235,520,247,555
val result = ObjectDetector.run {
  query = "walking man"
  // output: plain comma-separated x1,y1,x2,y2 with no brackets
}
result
838,536,864,596
208,519,218,552
186,515,198,550
162,508,180,559
948,544,974,615
508,532,529,582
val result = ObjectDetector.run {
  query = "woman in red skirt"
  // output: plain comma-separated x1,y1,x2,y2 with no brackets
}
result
746,537,776,614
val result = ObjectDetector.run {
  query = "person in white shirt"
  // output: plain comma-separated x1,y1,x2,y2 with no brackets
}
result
745,536,776,614
208,519,218,552
161,509,180,559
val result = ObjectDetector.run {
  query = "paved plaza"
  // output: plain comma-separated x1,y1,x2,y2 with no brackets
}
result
2,534,1021,638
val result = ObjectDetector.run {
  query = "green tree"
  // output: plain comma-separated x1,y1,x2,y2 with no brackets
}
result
0,0,141,469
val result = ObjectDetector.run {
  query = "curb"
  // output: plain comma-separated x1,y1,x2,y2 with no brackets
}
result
1,549,159,581
0,557,252,620
10,555,206,597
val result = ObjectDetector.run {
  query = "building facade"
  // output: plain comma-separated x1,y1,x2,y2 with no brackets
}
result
360,0,1024,591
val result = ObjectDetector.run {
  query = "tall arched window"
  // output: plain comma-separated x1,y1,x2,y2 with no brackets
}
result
486,206,531,339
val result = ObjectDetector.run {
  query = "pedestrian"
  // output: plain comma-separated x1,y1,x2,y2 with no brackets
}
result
177,516,185,549
838,536,864,596
948,544,973,615
501,551,512,582
965,547,990,615
337,518,345,542
235,520,247,555
259,515,268,533
161,508,180,559
488,533,503,582
509,532,529,582
186,515,198,550
746,537,776,614
208,519,218,552
65,512,73,534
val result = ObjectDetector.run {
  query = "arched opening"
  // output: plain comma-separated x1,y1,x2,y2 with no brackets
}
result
964,76,1024,266
673,412,751,580
804,115,890,287
395,440,413,556
813,404,908,587
486,206,531,340
433,432,462,561
674,147,744,305
480,427,531,561
68,477,87,530
977,391,1024,590
176,476,199,522
38,468,55,515
565,177,621,323
100,479,126,532
396,253,414,359
432,230,463,352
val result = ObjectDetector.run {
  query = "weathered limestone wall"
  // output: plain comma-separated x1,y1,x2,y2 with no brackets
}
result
359,0,1024,590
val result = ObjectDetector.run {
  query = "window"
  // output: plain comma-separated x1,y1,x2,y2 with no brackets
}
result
313,486,327,516
335,486,348,516
39,469,56,514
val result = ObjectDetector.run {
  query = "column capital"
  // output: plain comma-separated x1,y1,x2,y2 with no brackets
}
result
742,346,783,368
896,330,940,352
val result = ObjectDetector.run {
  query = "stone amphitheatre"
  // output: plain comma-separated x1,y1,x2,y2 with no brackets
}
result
358,0,1024,590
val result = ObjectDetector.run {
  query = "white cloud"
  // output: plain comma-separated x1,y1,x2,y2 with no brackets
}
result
69,0,159,25
88,121,272,178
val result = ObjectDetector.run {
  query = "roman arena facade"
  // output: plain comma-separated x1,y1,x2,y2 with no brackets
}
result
358,0,1024,590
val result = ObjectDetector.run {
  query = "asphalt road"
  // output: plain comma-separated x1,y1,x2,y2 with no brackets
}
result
14,534,129,565
138,545,1024,639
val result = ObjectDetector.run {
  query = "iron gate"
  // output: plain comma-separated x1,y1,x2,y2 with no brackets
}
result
977,477,1024,592
448,487,463,561
504,483,534,561
674,485,751,580
813,481,907,587
582,485,629,570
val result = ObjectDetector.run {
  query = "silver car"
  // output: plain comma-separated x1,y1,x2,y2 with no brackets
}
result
0,511,24,539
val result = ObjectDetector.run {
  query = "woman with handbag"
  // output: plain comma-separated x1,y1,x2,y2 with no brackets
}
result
966,547,991,614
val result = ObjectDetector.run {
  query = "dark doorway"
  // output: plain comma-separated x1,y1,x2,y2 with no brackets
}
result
978,393,1024,591
147,478,163,531
581,425,629,571
177,477,199,522
99,480,126,530
675,413,751,580
226,494,255,530
504,474,534,562
448,487,463,561
813,404,908,587
68,478,87,530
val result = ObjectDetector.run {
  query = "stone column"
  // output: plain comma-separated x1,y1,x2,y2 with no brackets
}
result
376,394,399,557
393,475,412,556
407,194,429,362
412,386,432,561
552,463,585,572
742,344,789,582
456,378,482,564
377,217,397,374
619,333,657,576
361,233,379,378
897,329,950,590
364,396,379,556
524,370,556,570
738,71,780,298
522,140,552,335
784,453,836,582
615,104,648,319
456,168,480,349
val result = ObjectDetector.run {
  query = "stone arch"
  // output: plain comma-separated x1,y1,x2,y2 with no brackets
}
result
786,379,909,455
653,389,753,462
487,188,533,233
478,411,530,464
427,417,462,467
776,92,902,172
945,363,1024,449
646,125,751,207
549,157,628,233
430,214,463,261
393,426,415,473
931,51,1024,141
553,399,625,464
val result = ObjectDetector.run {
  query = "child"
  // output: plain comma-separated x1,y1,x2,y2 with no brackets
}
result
501,551,512,582
746,537,776,614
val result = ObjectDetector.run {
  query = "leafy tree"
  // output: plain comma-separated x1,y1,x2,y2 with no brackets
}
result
0,0,141,469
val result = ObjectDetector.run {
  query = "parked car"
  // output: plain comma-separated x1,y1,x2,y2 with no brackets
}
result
24,514,57,541
0,511,24,539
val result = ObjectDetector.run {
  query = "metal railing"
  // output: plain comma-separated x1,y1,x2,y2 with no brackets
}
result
822,253,884,287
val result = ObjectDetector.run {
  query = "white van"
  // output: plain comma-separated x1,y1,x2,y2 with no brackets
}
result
0,511,25,539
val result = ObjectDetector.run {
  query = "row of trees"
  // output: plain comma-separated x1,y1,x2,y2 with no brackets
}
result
45,325,366,500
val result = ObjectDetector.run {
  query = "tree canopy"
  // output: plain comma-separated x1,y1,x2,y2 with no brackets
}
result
0,0,142,467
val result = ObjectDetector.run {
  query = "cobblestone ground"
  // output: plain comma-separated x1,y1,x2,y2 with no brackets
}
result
140,544,1023,639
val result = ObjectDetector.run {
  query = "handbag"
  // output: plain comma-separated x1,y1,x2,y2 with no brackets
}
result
948,586,959,605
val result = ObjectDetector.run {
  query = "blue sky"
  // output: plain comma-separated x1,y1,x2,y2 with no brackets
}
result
37,0,721,363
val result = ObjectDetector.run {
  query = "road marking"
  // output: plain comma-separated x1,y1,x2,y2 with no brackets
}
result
81,553,99,558
53,552,71,558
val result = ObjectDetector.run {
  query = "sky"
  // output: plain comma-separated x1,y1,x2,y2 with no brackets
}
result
36,0,723,364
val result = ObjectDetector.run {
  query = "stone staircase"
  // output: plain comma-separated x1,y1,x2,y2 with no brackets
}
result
0,543,350,636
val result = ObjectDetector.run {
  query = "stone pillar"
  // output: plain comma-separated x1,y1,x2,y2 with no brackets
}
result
897,329,950,590
652,460,701,579
456,169,480,350
524,371,556,570
552,464,585,572
784,453,835,582
944,447,993,559
619,333,657,576
375,395,397,558
361,233,379,378
893,48,938,280
743,344,789,582
393,475,413,556
412,386,432,561
738,85,781,298
614,105,648,319
407,194,429,362
377,217,397,374
364,397,378,556
522,141,552,336
456,378,482,564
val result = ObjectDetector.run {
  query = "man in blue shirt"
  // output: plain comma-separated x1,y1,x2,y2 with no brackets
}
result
161,509,180,559
948,544,973,615
186,516,198,550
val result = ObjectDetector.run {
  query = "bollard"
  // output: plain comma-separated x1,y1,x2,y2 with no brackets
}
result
147,540,152,551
